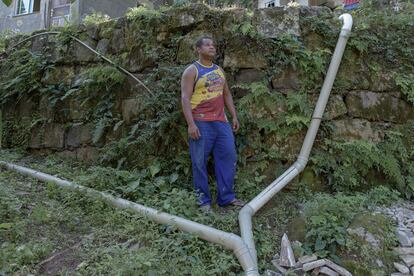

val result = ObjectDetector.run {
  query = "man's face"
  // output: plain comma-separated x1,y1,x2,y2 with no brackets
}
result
197,38,216,59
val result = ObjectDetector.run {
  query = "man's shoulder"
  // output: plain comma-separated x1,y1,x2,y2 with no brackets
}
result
183,63,197,75
186,63,197,70
215,64,225,73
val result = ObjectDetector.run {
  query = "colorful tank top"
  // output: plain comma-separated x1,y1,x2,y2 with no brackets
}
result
191,61,227,122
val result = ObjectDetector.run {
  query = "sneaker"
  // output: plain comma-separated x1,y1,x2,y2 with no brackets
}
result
229,199,245,207
200,204,214,214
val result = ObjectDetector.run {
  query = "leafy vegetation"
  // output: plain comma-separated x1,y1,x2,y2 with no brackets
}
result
312,130,414,198
1,2,414,275
395,74,414,104
0,49,49,104
1,0,12,7
82,12,111,26
301,187,399,273
0,150,300,274
172,0,254,8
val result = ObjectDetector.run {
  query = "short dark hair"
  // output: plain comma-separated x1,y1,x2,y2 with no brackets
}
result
196,36,213,48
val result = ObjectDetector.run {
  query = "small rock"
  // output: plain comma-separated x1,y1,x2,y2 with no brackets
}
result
397,230,413,247
271,259,287,274
365,232,380,248
96,39,110,55
410,266,414,275
394,262,410,274
312,268,321,276
320,266,339,276
405,218,414,224
325,259,353,276
292,240,303,247
264,269,282,276
291,240,304,258
303,259,326,271
375,259,384,267
280,233,296,267
395,247,414,255
402,230,414,239
347,227,365,237
400,254,414,267
290,267,305,275
298,254,318,265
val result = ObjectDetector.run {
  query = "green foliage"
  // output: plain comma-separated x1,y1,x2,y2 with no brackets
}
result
303,193,365,258
1,4,413,274
235,82,312,166
126,6,163,21
82,12,111,26
2,119,30,148
0,152,282,274
100,65,186,171
350,2,414,64
172,0,254,8
302,189,398,261
63,65,125,137
343,212,397,275
230,21,258,39
364,185,400,207
1,241,52,273
0,50,49,104
1,0,12,6
285,91,312,130
395,74,414,104
267,33,331,91
0,30,13,52
311,131,414,198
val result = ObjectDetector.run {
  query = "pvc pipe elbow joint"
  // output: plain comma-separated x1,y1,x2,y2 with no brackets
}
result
239,204,254,218
339,14,353,37
293,157,308,173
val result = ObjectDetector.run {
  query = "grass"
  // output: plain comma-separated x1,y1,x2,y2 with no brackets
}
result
0,149,400,275
0,149,300,275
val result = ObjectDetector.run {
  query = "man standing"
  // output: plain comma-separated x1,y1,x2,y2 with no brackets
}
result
181,36,244,212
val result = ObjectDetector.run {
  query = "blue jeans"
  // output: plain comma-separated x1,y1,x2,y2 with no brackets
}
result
189,121,237,206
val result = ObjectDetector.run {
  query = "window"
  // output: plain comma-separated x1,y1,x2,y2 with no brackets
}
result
51,0,71,27
207,0,216,6
16,0,41,15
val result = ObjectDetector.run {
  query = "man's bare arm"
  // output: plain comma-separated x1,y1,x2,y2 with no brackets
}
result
181,65,201,140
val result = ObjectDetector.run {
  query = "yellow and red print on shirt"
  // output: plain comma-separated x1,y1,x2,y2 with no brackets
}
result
191,61,227,122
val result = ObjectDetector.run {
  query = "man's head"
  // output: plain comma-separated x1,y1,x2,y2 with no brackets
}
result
196,36,216,60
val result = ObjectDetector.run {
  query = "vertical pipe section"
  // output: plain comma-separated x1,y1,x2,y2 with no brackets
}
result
239,14,353,267
0,161,259,275
298,14,352,162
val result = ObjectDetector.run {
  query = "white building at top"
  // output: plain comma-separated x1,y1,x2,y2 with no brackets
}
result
258,0,343,8
258,0,310,8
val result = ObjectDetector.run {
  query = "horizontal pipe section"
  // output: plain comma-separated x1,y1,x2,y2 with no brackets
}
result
0,161,258,275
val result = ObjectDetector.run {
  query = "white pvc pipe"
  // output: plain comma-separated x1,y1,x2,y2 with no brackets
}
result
239,14,353,267
1,13,354,275
339,14,353,32
0,161,258,275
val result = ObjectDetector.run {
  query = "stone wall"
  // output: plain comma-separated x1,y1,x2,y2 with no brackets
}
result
0,4,413,166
